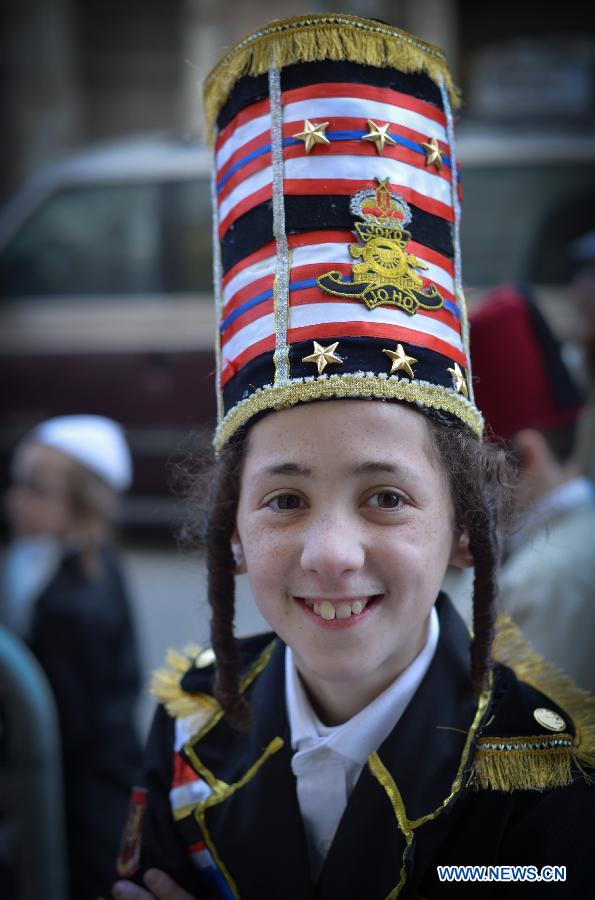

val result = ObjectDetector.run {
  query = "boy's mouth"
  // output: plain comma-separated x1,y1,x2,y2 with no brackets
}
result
298,595,382,621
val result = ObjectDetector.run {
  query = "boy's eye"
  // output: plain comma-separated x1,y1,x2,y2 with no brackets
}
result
367,490,404,509
269,493,305,510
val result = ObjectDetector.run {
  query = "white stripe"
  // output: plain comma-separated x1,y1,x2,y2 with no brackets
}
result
223,242,455,311
223,243,353,308
283,97,447,143
216,94,447,173
169,780,212,812
221,302,462,363
192,848,217,870
219,155,451,226
219,165,272,224
216,111,270,170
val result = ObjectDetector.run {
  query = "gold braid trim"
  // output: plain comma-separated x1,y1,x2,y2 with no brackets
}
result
214,374,483,451
150,645,219,720
203,14,459,142
469,616,595,792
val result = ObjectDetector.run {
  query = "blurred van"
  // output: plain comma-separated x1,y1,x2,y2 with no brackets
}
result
0,134,217,528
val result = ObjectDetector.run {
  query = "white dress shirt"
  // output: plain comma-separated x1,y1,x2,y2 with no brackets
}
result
285,606,439,878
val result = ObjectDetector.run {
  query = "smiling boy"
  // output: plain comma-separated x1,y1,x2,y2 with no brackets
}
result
113,15,595,900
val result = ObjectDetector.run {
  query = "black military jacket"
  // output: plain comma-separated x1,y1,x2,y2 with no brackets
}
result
130,596,595,898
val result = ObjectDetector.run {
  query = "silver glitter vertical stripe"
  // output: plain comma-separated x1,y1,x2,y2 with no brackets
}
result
269,66,291,385
210,154,225,425
440,77,473,399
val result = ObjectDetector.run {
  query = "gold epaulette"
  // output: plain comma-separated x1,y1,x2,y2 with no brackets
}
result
150,645,220,720
471,616,595,792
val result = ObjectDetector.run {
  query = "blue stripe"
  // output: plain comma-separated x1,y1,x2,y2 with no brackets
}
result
217,132,455,193
221,277,460,334
217,143,271,192
220,289,274,332
444,299,460,319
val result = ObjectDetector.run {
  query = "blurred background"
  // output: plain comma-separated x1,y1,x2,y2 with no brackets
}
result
1,3,595,894
1,0,595,725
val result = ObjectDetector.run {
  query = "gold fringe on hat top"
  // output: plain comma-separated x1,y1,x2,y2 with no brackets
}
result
204,14,460,142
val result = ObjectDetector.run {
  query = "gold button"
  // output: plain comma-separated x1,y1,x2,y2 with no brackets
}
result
533,707,566,732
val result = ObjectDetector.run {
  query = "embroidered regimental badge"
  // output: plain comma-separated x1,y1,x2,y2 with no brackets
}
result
317,179,444,315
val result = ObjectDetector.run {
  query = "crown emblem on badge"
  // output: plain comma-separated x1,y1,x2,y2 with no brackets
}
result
317,179,444,315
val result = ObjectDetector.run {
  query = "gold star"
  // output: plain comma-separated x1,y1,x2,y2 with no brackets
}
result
447,362,468,397
293,120,330,153
382,344,417,378
421,137,443,172
302,341,343,374
362,120,397,155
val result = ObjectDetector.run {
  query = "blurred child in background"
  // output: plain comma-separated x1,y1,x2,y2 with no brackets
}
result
2,414,142,899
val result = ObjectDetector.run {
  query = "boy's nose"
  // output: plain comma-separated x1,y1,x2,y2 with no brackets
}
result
300,514,365,578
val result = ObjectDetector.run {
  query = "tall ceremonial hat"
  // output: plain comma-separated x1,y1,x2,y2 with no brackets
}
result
204,13,483,450
470,285,584,441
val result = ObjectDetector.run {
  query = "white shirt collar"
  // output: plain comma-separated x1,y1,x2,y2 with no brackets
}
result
285,605,440,767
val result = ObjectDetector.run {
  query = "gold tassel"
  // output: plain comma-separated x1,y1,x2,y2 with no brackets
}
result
203,14,460,142
470,617,595,791
473,738,575,792
150,645,219,720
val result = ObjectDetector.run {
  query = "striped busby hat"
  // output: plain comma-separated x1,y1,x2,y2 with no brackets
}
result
204,13,483,450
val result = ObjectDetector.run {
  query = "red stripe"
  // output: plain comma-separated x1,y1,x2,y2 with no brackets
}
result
221,230,354,288
217,117,451,200
215,82,446,159
217,137,453,208
288,322,466,366
218,151,272,203
219,177,452,237
222,239,277,287
219,184,273,237
282,82,446,126
172,755,202,788
216,97,270,152
283,179,453,222
224,274,274,317
222,299,274,341
409,240,454,276
223,250,454,316
286,288,459,329
221,335,276,384
222,275,457,342
283,117,449,155
218,129,271,184
188,841,207,854
220,323,465,387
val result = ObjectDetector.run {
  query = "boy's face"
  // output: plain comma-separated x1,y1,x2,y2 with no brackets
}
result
233,400,470,723
6,441,77,538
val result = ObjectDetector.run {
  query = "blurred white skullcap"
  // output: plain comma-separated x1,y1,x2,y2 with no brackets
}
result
33,415,132,491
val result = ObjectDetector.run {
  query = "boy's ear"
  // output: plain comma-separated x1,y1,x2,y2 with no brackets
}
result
231,528,246,574
450,531,474,568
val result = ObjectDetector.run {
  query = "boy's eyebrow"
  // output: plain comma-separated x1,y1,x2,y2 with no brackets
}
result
252,460,416,480
352,461,399,475
251,463,312,481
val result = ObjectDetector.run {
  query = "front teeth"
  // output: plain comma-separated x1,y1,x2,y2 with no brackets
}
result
308,598,370,620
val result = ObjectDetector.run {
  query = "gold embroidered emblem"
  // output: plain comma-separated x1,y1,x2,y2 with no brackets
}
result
317,179,444,315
